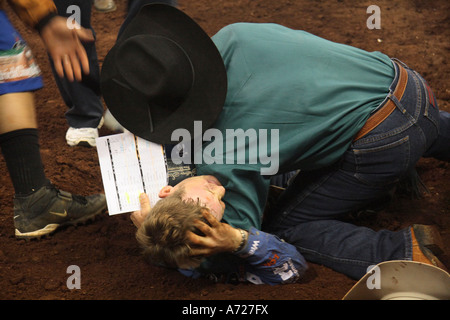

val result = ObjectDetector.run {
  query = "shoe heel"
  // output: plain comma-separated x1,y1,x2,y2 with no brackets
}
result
413,224,444,255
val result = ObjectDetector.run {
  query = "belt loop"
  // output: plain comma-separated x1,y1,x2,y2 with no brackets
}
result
391,58,410,70
353,60,409,142
388,94,405,113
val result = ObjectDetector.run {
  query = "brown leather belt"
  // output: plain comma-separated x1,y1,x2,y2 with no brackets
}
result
353,61,408,141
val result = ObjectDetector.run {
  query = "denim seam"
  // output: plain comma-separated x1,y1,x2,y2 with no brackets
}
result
352,136,410,186
417,73,425,118
277,172,333,223
294,245,373,267
411,71,436,152
416,72,440,130
404,227,413,260
353,135,409,154
412,71,423,120
355,69,423,145
355,123,410,144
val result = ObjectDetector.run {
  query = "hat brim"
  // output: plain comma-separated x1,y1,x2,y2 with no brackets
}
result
343,261,450,300
101,4,227,144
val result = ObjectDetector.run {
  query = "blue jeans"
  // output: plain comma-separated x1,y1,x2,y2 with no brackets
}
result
50,0,103,128
119,0,178,37
264,60,450,279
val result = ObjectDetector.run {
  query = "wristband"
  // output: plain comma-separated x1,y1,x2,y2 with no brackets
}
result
36,12,58,33
233,229,247,253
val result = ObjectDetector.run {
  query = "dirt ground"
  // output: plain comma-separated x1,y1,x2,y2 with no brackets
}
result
0,0,449,301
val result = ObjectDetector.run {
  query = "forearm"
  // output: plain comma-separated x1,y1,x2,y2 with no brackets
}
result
234,227,308,285
183,210,307,285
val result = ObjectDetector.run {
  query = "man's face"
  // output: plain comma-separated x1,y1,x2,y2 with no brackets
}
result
173,175,226,220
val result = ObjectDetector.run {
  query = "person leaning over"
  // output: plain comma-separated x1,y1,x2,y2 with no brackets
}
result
101,4,450,284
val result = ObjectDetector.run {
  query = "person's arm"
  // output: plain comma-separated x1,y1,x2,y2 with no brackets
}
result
39,16,94,82
235,227,307,285
188,210,307,285
7,0,57,28
7,0,94,81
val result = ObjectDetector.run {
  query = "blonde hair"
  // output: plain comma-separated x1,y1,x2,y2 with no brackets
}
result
135,187,208,269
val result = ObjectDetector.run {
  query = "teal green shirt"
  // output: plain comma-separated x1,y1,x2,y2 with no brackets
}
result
195,23,394,231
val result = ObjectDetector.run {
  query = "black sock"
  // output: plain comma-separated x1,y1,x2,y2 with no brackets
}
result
0,128,49,196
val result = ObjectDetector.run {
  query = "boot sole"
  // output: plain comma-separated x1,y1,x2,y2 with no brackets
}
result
15,207,106,240
413,224,448,271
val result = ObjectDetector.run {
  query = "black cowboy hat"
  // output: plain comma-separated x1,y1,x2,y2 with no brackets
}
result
100,4,227,144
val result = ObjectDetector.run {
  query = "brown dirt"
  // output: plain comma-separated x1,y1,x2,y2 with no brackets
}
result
0,0,448,301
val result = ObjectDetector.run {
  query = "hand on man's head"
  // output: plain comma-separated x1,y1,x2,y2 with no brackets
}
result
187,209,246,257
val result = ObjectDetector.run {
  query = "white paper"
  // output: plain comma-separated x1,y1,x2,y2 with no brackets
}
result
96,132,168,215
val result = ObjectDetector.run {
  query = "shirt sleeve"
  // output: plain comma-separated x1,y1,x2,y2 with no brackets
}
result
235,227,308,285
7,0,57,29
177,227,307,285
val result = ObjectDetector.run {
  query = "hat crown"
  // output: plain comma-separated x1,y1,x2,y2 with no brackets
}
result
116,34,194,110
100,4,227,144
